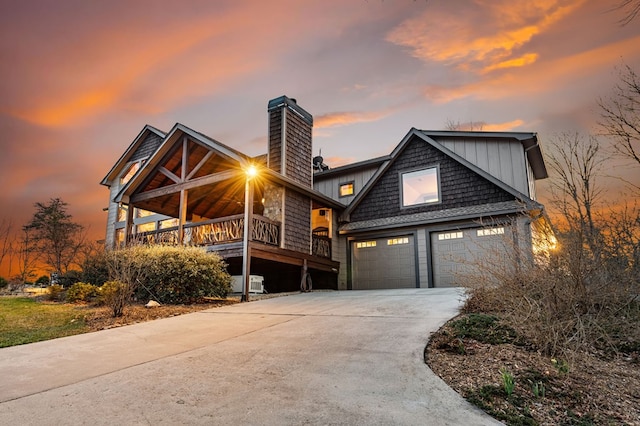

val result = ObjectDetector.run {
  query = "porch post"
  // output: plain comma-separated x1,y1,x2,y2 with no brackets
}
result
178,189,188,244
241,176,254,302
123,204,134,246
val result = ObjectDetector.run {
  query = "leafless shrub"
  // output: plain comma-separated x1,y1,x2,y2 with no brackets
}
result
462,222,639,359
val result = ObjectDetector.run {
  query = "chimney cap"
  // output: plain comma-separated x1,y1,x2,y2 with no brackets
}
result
267,95,313,126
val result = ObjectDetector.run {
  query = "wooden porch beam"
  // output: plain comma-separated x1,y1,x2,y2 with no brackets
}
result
187,151,214,180
159,167,181,184
131,170,238,203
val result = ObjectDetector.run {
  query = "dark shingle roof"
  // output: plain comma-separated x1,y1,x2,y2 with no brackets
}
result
339,200,538,233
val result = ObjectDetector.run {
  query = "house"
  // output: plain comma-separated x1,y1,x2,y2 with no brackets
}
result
101,95,551,292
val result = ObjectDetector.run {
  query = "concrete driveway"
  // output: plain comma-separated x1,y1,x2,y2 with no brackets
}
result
0,288,500,425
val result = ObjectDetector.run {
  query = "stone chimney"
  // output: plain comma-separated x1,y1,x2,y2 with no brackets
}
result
267,96,313,188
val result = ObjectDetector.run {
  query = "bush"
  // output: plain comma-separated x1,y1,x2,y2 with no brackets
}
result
66,282,98,303
103,245,231,307
462,228,640,359
81,251,109,286
131,246,232,304
58,270,82,288
98,280,129,317
46,284,65,301
0,277,7,289
35,275,49,287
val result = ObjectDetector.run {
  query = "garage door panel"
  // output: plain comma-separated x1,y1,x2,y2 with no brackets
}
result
432,227,512,288
352,235,416,290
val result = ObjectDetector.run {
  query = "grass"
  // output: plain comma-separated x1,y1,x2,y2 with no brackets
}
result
0,297,90,347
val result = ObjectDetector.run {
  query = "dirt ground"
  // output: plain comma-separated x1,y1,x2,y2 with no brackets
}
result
78,291,301,331
426,317,640,425
81,300,236,331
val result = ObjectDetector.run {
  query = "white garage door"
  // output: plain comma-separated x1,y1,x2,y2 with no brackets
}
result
352,235,416,290
431,226,512,288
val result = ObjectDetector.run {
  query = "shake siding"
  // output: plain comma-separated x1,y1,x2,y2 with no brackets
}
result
351,138,514,222
283,188,311,253
268,108,283,173
131,133,163,162
284,112,312,187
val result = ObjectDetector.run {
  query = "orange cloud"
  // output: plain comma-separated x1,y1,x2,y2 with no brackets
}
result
315,110,390,129
387,0,584,73
322,156,357,168
482,53,539,73
423,35,640,104
483,120,526,131
4,2,334,128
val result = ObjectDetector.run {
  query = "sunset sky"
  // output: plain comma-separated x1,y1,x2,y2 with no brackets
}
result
1,0,639,277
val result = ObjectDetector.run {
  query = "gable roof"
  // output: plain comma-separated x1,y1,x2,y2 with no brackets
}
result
113,123,249,203
113,122,345,210
100,125,166,186
342,128,542,221
420,130,548,179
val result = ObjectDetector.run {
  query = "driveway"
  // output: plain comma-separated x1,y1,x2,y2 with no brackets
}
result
0,289,501,425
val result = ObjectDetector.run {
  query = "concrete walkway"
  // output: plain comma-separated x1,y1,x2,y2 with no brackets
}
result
0,289,501,425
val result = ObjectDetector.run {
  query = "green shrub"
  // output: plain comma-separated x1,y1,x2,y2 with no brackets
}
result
35,275,49,286
98,280,129,317
46,284,64,301
0,276,7,289
66,282,98,303
131,246,232,304
81,251,109,286
58,270,82,287
450,313,522,345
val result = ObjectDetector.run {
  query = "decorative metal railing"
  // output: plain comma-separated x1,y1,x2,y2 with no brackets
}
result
312,234,331,258
130,214,280,247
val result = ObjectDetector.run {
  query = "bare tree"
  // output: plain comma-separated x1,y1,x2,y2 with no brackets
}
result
444,118,485,131
16,227,39,284
546,133,604,251
598,64,640,191
612,0,640,25
24,198,84,275
0,219,12,274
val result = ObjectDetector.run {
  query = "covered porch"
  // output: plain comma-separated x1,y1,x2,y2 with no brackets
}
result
112,127,340,290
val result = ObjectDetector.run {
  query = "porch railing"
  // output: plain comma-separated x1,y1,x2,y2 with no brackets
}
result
130,214,280,247
312,234,331,258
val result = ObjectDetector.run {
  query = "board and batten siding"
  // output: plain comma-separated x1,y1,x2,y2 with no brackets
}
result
313,165,379,204
438,137,530,197
105,182,121,247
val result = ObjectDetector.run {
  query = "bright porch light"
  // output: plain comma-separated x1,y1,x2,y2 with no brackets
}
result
246,164,258,178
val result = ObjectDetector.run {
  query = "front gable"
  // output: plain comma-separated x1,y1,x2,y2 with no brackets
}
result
115,124,252,220
100,125,165,187
349,135,515,222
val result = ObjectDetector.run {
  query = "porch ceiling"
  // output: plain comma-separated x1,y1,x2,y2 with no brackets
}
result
134,179,257,220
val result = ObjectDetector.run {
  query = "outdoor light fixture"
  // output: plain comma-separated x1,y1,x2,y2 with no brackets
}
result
241,164,258,302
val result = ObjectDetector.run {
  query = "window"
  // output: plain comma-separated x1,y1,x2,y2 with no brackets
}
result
387,237,409,245
438,231,463,240
117,205,128,222
477,227,505,237
159,218,179,229
355,241,377,249
136,222,156,233
339,182,354,197
401,167,439,207
120,162,141,185
136,209,155,218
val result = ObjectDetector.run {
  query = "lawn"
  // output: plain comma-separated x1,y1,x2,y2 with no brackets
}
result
0,296,236,348
0,297,90,347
